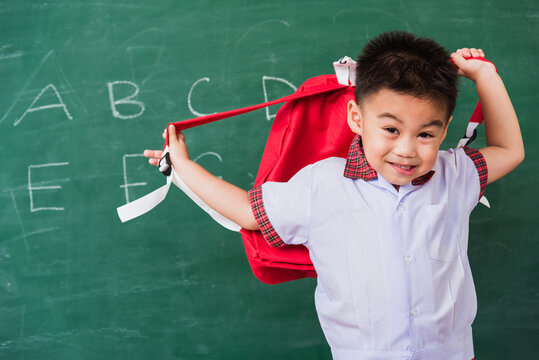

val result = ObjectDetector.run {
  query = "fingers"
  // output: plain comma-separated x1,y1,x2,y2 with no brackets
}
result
468,48,484,58
454,48,485,59
144,149,163,166
162,125,179,139
144,149,162,158
167,124,185,144
450,51,467,76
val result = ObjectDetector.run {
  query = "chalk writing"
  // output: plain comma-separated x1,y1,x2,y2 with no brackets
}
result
188,77,218,117
120,154,147,203
107,81,145,119
13,84,73,127
28,162,70,212
2,50,86,126
262,76,296,121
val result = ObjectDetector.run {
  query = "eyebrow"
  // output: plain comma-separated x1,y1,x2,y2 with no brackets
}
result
378,112,445,128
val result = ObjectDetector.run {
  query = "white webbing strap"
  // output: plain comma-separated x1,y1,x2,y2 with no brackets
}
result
169,168,241,231
455,123,490,208
117,172,172,222
479,196,490,208
333,56,357,86
117,148,241,231
457,122,480,148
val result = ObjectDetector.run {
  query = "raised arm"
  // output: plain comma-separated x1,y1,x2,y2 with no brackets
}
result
144,125,259,230
451,48,524,184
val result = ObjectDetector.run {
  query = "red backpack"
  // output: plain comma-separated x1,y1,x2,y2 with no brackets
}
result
117,57,493,284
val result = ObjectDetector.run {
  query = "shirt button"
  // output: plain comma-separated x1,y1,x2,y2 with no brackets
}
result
410,308,419,317
397,204,406,211
404,255,413,264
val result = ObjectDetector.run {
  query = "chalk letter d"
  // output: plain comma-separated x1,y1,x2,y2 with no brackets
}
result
262,76,297,121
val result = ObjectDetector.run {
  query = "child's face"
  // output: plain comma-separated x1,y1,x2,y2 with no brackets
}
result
347,89,451,188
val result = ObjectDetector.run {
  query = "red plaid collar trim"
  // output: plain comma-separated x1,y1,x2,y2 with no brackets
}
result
343,135,377,181
343,135,435,186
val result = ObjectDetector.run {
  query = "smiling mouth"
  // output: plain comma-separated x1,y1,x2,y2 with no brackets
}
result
389,162,417,175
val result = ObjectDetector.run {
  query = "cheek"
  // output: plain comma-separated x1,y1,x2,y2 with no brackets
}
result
419,145,439,167
363,138,391,165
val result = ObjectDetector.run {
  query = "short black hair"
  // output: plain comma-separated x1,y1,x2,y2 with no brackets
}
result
355,31,458,120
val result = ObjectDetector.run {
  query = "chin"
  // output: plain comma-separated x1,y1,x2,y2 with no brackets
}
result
391,178,412,186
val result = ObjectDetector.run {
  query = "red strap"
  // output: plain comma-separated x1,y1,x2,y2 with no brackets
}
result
164,79,348,148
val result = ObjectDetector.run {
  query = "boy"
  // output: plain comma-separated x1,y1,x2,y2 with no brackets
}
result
144,32,524,359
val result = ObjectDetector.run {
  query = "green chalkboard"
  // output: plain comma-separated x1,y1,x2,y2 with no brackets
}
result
1,0,537,359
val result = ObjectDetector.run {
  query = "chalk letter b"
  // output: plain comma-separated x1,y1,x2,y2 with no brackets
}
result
107,81,145,119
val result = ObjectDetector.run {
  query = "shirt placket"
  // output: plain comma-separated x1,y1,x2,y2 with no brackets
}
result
394,186,424,352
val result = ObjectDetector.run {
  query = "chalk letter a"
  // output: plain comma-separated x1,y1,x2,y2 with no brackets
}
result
14,84,73,127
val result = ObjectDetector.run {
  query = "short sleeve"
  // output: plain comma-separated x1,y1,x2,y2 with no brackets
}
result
462,146,488,199
440,147,488,209
248,165,312,247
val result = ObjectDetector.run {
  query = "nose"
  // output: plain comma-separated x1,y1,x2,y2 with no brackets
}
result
393,136,416,158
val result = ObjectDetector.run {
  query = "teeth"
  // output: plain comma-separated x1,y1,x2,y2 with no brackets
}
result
393,163,414,170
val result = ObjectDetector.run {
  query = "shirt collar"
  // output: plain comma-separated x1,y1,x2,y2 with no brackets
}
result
343,135,435,186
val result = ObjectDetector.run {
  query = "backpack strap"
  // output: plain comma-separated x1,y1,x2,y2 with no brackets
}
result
118,73,349,223
455,57,497,148
451,57,497,209
333,56,357,86
162,80,348,148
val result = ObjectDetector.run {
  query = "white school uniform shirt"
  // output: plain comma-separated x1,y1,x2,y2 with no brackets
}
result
249,135,488,360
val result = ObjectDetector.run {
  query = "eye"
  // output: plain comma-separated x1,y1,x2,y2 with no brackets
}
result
385,127,399,134
419,132,433,138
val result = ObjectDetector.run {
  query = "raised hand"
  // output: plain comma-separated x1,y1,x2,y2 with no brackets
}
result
450,48,497,82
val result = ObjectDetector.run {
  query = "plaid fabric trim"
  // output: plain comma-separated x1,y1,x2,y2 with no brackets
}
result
343,135,434,186
412,170,435,185
248,186,286,247
462,146,488,199
343,135,377,181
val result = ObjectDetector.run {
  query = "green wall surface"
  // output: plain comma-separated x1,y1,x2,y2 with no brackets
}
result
1,0,537,359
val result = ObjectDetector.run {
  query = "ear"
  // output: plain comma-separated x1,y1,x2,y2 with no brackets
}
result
441,115,453,142
347,100,363,135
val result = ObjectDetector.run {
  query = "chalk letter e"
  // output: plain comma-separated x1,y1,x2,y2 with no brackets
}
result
28,162,69,212
107,81,145,119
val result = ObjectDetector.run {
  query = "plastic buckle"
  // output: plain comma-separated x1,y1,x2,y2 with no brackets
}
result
159,152,172,176
464,128,478,146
